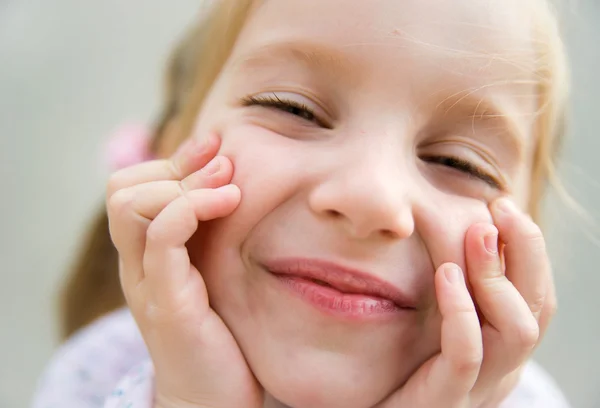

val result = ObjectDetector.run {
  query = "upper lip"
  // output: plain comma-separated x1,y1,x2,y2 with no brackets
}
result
262,257,418,309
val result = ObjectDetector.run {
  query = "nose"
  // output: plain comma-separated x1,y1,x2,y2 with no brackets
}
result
308,159,415,240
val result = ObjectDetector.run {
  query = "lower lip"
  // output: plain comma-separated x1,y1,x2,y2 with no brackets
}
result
275,275,402,319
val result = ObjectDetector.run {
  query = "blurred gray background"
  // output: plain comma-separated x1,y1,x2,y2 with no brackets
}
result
0,1,598,407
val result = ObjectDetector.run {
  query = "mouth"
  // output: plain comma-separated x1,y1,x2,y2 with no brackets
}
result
262,258,417,319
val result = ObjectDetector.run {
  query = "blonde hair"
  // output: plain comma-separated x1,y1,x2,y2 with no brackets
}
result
60,0,568,338
528,0,570,221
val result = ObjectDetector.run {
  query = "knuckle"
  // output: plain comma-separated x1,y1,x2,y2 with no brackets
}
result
107,188,134,216
106,171,127,199
167,159,183,180
480,276,506,297
451,350,483,377
521,222,546,255
529,290,547,316
145,220,166,245
513,319,540,350
177,179,189,196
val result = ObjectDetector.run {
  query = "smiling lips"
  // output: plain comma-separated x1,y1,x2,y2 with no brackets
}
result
263,258,417,319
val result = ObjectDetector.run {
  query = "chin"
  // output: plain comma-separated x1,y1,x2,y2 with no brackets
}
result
190,224,441,408
261,363,392,408
205,266,437,408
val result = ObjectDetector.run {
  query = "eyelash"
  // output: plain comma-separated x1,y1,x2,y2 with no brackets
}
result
241,94,329,128
420,155,502,189
241,94,501,190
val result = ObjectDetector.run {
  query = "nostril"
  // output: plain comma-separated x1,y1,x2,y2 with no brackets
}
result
380,229,396,239
326,209,342,218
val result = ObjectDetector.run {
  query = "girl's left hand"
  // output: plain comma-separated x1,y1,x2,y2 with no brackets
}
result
378,198,557,408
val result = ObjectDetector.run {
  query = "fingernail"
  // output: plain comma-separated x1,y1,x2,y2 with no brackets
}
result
444,265,463,285
483,231,498,254
495,198,517,214
201,157,221,175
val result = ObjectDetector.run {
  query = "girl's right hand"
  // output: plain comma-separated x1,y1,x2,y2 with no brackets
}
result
106,134,264,408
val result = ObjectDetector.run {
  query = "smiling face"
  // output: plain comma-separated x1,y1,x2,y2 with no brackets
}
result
186,0,541,406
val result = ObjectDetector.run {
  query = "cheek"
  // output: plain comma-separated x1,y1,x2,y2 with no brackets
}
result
416,195,492,271
190,124,309,283
219,124,309,232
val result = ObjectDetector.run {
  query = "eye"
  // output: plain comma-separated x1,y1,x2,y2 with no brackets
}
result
421,155,503,190
241,93,329,128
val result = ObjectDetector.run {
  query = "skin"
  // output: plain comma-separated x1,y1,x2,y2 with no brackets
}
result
106,0,557,407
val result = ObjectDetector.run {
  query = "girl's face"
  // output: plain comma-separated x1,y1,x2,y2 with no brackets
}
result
189,0,539,406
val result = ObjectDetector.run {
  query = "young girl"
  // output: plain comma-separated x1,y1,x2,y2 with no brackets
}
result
33,0,573,406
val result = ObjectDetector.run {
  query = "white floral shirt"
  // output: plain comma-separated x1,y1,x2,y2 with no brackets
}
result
31,308,572,408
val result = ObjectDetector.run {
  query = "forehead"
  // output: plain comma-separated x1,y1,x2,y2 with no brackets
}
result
241,0,538,62
233,0,540,118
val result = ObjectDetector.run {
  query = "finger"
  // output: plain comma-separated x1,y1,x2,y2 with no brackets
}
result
106,133,220,199
467,222,539,355
466,222,539,402
491,198,550,322
386,264,481,407
142,184,241,309
126,159,231,221
109,156,232,252
425,264,483,399
108,157,233,289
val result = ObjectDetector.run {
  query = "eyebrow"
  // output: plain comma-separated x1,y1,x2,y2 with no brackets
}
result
230,40,358,81
436,92,528,161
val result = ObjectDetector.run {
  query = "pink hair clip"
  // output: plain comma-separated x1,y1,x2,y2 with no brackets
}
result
104,123,155,171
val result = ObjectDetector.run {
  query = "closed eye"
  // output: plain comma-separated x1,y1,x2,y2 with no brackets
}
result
421,155,502,189
241,93,329,128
